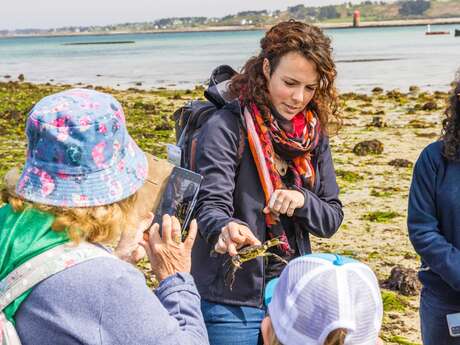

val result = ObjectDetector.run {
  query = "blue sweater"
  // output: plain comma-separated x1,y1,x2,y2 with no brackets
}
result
15,257,209,345
408,141,460,302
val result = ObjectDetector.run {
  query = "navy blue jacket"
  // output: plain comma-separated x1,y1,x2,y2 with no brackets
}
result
191,101,343,308
408,141,460,302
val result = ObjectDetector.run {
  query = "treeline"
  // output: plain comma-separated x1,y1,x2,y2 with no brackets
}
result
3,0,457,36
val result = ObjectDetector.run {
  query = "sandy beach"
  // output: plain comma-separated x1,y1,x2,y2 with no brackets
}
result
0,80,451,344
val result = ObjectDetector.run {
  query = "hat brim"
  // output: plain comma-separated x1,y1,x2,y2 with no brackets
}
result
264,277,279,307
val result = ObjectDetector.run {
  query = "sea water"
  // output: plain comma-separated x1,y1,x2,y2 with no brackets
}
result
0,24,459,92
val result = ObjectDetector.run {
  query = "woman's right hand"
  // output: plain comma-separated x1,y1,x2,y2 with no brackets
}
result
140,214,197,282
214,221,261,256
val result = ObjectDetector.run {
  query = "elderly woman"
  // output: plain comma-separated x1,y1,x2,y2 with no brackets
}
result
192,20,343,344
0,89,208,345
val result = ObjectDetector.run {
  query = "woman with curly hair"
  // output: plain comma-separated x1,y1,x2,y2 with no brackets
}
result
191,20,344,345
408,76,460,344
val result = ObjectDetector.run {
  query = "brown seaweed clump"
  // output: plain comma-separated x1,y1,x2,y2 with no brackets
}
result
353,139,384,156
382,266,421,296
421,102,438,111
388,159,413,168
368,116,386,128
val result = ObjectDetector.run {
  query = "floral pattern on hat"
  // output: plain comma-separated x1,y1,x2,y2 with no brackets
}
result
16,88,147,207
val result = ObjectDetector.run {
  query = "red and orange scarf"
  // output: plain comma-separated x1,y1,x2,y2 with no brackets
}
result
244,103,320,252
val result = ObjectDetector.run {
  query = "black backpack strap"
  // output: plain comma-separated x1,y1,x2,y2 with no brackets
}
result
235,107,247,172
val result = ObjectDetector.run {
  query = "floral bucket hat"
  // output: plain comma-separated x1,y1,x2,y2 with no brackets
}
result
16,88,148,207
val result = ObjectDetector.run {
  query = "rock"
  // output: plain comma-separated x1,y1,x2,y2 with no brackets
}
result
155,121,174,131
372,87,383,94
415,132,438,138
408,119,434,129
4,75,11,79
408,85,420,94
368,116,386,128
18,74,25,81
353,139,384,156
96,74,102,77
135,82,142,86
382,266,421,296
422,102,438,111
386,89,404,99
388,159,413,168
3,109,21,121
434,91,446,99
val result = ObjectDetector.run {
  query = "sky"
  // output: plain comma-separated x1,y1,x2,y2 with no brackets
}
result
2,0,391,30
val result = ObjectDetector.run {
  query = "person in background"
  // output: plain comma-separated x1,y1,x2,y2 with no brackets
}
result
408,76,460,345
0,89,209,345
192,20,343,344
261,254,384,345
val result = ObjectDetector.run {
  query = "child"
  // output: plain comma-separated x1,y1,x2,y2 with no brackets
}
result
262,254,383,345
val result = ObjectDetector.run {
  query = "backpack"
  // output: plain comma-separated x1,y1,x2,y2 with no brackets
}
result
173,65,246,171
0,243,114,345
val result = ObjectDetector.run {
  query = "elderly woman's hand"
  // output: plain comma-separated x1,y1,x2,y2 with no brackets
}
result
263,189,305,217
140,214,197,282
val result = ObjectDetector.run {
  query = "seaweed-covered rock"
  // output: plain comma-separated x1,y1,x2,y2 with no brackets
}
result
155,120,174,131
368,116,386,128
422,102,438,111
408,85,420,94
372,87,383,94
382,266,421,296
353,139,384,156
415,132,438,138
408,119,434,129
388,159,413,168
18,74,25,82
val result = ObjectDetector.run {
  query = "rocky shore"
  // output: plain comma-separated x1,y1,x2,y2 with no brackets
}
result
0,80,450,344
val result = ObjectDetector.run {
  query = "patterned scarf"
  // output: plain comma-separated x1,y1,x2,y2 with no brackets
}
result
244,103,320,253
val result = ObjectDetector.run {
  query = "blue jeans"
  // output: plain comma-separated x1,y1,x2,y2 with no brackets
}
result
201,300,265,345
420,288,460,345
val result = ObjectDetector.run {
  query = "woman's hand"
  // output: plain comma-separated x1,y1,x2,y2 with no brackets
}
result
263,189,305,217
140,214,197,282
115,212,153,264
214,221,261,256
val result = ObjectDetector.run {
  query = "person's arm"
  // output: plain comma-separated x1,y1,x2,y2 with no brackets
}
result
408,146,460,291
99,269,208,345
193,110,248,243
99,216,208,345
292,136,343,238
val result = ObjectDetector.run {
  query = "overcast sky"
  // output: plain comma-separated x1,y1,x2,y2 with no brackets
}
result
2,0,390,30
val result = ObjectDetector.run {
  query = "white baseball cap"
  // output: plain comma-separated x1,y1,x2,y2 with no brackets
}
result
264,253,383,345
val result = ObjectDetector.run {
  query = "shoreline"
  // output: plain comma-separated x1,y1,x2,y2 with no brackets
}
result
2,17,460,39
0,80,450,344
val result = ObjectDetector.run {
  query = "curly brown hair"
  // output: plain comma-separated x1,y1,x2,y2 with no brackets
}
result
441,76,460,161
229,20,340,134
